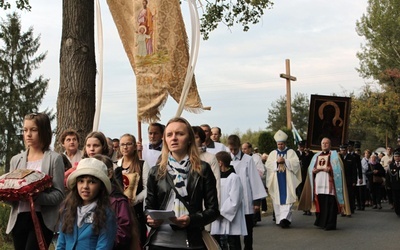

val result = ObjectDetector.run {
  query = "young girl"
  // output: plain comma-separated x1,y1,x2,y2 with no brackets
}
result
93,154,140,250
64,131,110,186
116,133,150,247
57,158,117,249
7,112,65,250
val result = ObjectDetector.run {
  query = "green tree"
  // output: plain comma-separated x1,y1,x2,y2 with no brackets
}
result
349,85,399,149
240,129,263,149
258,131,274,154
0,0,30,10
355,0,400,147
291,93,310,136
0,12,48,171
7,1,275,151
200,0,274,40
266,95,286,131
258,128,295,155
356,0,400,89
266,93,310,138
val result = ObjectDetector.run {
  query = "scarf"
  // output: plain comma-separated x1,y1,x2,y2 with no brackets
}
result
167,153,190,217
77,201,98,228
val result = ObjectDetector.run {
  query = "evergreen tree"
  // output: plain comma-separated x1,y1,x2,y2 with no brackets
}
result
0,12,48,171
266,93,310,138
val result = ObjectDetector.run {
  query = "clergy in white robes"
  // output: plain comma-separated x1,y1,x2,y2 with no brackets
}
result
266,130,301,228
211,151,247,249
227,135,267,250
211,151,247,250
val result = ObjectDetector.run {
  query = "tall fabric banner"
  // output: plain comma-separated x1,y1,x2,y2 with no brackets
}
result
107,0,204,122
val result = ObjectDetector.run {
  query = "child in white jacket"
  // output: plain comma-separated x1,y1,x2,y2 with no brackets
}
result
211,151,247,249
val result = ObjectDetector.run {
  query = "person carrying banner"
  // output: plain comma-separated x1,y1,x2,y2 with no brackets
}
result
298,137,350,230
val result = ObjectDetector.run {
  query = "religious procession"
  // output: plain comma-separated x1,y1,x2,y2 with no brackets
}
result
2,114,400,250
1,0,400,250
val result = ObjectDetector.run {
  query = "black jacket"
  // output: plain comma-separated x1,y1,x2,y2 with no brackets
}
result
145,161,219,247
386,162,400,190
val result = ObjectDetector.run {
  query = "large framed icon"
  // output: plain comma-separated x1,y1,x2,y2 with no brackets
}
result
306,95,351,150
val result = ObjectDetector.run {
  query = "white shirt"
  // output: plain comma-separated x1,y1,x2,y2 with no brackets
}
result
230,152,267,214
142,143,162,168
210,171,247,236
206,141,228,155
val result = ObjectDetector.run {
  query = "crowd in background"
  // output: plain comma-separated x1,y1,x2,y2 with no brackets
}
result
3,112,400,250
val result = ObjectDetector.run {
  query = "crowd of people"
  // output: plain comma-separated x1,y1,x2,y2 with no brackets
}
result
3,112,400,250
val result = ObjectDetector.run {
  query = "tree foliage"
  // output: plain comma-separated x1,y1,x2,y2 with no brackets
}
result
266,93,310,138
257,128,295,155
200,0,274,40
0,0,30,11
353,0,400,149
240,129,263,148
356,0,400,88
349,84,400,149
221,128,263,151
258,131,274,154
0,12,48,171
3,1,276,152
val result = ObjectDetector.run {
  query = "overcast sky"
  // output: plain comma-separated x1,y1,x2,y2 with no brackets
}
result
2,0,370,143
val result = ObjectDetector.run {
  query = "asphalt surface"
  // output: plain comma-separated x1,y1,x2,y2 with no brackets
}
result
252,202,400,250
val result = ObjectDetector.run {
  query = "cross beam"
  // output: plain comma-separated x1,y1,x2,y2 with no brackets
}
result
279,59,297,129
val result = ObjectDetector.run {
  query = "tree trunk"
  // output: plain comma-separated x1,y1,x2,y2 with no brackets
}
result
56,0,96,152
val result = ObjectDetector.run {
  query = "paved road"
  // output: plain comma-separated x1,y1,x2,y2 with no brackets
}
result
252,202,400,250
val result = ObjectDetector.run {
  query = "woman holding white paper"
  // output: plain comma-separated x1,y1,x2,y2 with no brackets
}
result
145,117,219,249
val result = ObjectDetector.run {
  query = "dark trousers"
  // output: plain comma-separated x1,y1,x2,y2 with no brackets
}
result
314,194,338,230
356,185,366,209
387,188,394,205
213,234,241,250
347,184,356,213
12,212,54,250
371,183,383,206
244,214,254,250
253,210,261,222
392,189,400,216
135,209,148,248
261,198,267,212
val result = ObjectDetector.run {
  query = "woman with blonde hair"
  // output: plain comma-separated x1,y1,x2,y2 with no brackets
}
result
145,117,219,250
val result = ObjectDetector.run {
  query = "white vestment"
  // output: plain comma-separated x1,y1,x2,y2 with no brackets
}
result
211,172,247,236
206,141,228,155
252,153,266,179
142,143,162,168
266,148,300,224
230,152,267,215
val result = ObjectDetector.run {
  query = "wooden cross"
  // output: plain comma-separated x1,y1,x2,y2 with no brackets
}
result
279,59,297,130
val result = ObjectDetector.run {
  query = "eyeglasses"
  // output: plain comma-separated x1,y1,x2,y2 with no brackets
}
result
120,142,134,148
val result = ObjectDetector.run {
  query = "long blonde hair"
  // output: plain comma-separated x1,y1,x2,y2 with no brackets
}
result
158,117,201,179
